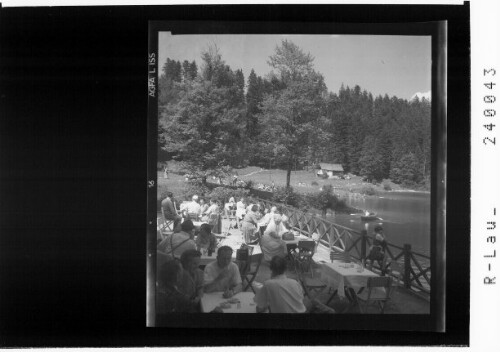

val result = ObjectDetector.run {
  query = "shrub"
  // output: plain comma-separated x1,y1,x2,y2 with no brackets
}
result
184,181,210,201
382,180,392,191
272,186,303,208
206,187,250,204
360,185,377,196
311,181,319,186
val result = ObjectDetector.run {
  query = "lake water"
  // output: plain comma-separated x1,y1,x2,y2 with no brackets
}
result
327,191,431,256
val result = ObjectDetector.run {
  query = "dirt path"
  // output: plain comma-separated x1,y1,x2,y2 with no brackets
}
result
240,168,265,177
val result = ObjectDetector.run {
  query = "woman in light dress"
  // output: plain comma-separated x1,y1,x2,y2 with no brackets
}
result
260,213,288,262
241,204,261,244
235,198,246,228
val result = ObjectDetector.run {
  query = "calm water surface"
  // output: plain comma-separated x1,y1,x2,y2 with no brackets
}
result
328,191,431,256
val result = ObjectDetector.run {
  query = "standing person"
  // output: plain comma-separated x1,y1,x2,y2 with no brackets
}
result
163,165,168,179
235,197,246,228
177,249,205,305
254,256,306,313
367,225,388,273
203,246,242,297
157,220,197,259
241,204,261,244
161,192,181,231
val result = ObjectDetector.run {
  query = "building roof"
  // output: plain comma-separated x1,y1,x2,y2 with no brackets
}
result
319,163,344,172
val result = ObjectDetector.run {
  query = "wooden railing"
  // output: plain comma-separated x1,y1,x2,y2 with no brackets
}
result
257,198,431,296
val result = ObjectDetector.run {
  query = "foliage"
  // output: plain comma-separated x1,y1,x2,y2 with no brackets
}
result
206,186,249,204
258,40,329,188
390,152,422,186
382,180,392,191
311,181,319,186
359,185,377,196
158,40,431,190
271,186,303,208
158,45,246,183
183,180,211,200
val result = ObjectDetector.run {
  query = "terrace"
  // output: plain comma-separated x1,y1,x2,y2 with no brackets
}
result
157,211,430,314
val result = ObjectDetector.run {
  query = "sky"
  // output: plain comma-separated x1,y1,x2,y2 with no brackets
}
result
158,32,431,101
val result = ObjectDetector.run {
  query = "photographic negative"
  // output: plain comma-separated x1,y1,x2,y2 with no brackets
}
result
147,19,447,331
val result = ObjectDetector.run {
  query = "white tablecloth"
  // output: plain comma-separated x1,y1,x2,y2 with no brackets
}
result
200,291,257,313
320,261,378,298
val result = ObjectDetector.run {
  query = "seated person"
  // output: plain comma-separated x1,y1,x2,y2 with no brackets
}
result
157,220,197,259
203,246,242,297
224,197,236,217
261,216,288,262
195,223,217,254
156,260,198,319
177,249,204,305
367,225,388,272
201,198,219,222
184,195,202,220
161,192,182,231
199,198,209,215
254,256,307,313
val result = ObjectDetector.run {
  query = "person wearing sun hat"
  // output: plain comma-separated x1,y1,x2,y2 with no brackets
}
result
367,225,388,273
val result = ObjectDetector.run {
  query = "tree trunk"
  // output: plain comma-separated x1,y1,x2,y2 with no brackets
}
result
286,165,292,188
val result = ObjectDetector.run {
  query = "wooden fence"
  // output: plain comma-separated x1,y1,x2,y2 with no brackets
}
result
257,198,431,296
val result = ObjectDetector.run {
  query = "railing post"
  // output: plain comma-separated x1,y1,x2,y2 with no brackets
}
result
361,229,367,260
403,244,412,289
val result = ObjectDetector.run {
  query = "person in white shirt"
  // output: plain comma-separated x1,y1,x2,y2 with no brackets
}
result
235,198,246,228
201,198,219,222
184,195,202,220
203,246,242,297
224,197,236,216
254,255,306,313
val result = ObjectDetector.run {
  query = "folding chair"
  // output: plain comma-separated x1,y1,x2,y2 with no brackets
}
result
357,276,393,314
298,271,328,300
330,249,347,262
293,240,317,277
157,217,173,241
241,252,264,293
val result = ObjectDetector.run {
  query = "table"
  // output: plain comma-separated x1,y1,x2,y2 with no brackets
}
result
320,261,378,299
282,233,311,246
200,291,257,313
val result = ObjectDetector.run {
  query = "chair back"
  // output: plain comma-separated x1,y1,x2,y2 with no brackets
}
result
249,252,264,273
330,250,346,262
298,240,316,253
367,276,392,288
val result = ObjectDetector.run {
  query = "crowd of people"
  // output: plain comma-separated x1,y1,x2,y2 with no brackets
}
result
157,191,387,317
